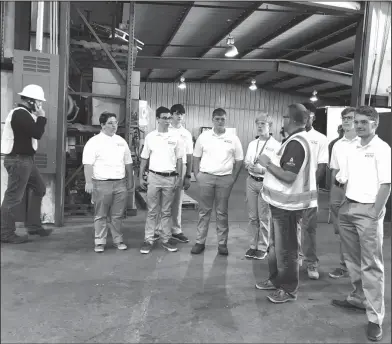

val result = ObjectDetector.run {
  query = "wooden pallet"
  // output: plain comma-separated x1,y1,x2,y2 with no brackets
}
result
64,203,94,216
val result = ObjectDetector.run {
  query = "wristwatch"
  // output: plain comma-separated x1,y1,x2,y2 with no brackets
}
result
185,174,192,179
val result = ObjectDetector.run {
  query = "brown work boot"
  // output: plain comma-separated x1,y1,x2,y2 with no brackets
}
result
1,233,29,244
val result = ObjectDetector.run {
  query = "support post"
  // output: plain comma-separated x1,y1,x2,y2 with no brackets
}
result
55,1,70,227
125,1,137,215
351,2,371,107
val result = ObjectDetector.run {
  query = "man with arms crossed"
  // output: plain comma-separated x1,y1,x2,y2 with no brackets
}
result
191,108,243,255
255,104,317,304
83,112,134,253
244,113,281,260
332,106,390,342
300,102,328,280
328,107,358,278
139,107,183,254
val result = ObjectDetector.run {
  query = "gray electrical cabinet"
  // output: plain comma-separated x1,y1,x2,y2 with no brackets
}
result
13,50,59,174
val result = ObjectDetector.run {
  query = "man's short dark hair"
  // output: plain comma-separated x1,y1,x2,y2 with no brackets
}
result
301,102,317,115
341,107,356,117
156,106,171,119
170,104,186,115
355,105,379,124
99,112,117,125
288,104,309,126
212,108,226,118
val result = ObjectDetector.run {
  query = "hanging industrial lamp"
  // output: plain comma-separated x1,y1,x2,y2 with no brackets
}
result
178,77,186,90
310,90,318,102
249,79,257,91
225,34,239,57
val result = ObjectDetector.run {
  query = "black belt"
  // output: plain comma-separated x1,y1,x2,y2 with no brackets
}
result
104,179,123,181
249,174,264,182
149,170,178,177
334,180,345,188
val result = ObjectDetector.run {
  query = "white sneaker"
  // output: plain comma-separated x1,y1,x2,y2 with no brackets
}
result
307,265,319,280
94,244,105,253
114,242,127,250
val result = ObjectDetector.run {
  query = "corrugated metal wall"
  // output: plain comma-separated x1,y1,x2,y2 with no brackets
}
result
140,82,307,149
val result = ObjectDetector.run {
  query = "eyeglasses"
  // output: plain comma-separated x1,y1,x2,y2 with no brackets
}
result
160,116,172,120
213,117,226,122
341,116,354,121
354,120,375,125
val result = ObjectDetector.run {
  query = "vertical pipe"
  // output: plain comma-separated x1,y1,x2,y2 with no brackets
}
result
351,2,371,107
55,1,70,227
36,1,44,52
49,1,53,54
2,1,15,59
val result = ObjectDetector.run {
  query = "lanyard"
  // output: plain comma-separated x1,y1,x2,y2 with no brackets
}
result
253,136,270,164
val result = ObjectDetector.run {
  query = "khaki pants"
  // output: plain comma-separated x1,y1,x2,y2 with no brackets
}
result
92,179,127,245
329,184,346,269
245,176,270,252
145,172,176,244
196,172,233,246
339,199,385,325
156,167,186,235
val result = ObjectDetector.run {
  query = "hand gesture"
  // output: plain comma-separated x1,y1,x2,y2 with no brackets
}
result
257,154,271,167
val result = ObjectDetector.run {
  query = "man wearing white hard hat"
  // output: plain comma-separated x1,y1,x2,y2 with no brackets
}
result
0,84,52,243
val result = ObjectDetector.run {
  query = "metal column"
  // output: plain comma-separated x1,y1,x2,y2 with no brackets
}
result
125,1,137,215
351,2,371,107
55,1,70,226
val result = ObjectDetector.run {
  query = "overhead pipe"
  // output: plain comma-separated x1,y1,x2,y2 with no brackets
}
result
36,1,44,52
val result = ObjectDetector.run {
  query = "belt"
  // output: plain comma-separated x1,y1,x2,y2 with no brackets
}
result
104,179,123,181
149,170,178,177
334,180,345,188
249,174,264,182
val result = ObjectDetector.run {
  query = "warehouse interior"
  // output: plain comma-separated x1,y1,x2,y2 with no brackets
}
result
1,2,392,343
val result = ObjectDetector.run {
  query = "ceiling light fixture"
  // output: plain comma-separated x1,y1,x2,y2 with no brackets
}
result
249,79,257,91
225,34,239,57
178,77,186,90
310,90,318,102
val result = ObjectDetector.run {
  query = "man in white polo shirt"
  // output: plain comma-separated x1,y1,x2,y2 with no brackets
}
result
191,108,243,255
328,107,359,279
154,104,193,243
139,106,184,254
244,113,281,260
300,102,328,280
332,106,391,342
83,112,134,253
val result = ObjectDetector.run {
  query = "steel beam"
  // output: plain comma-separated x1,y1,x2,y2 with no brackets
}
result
135,57,352,85
270,1,363,16
351,2,371,107
55,1,70,227
74,5,126,80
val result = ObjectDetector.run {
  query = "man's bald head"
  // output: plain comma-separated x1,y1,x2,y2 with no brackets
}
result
287,103,309,127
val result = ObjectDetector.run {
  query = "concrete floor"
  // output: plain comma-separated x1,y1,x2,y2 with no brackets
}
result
1,171,391,343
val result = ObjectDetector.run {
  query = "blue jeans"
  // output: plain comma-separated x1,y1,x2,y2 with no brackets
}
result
1,155,46,239
268,204,303,295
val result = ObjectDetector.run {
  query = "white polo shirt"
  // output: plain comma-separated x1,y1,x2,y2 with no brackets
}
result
193,129,243,176
141,130,184,172
244,136,281,178
329,135,360,183
344,135,391,203
306,127,329,169
169,124,193,164
82,132,132,180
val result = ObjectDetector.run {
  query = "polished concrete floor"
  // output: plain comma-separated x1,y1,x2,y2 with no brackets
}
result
1,171,391,343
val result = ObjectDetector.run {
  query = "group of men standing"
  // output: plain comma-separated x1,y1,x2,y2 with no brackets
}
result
1,84,390,342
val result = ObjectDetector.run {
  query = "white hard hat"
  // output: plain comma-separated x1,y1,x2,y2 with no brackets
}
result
18,84,46,102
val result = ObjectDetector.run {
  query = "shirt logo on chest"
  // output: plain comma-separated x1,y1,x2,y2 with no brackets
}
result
311,140,318,145
365,152,374,158
224,139,232,144
168,141,176,145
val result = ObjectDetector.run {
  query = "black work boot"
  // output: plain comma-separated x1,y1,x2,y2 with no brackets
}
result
191,243,205,254
218,244,228,256
1,233,29,244
367,322,382,342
